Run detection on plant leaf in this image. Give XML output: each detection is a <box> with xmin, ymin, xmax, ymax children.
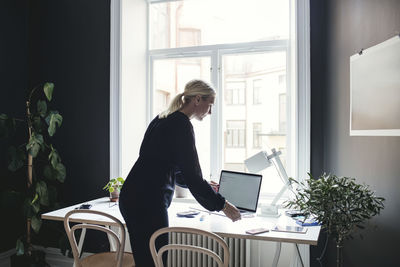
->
<box><xmin>26</xmin><ymin>133</ymin><xmax>44</xmax><ymax>157</ymax></box>
<box><xmin>37</xmin><ymin>100</ymin><xmax>47</xmax><ymax>117</ymax></box>
<box><xmin>54</xmin><ymin>162</ymin><xmax>66</xmax><ymax>182</ymax></box>
<box><xmin>16</xmin><ymin>239</ymin><xmax>24</xmax><ymax>256</ymax></box>
<box><xmin>36</xmin><ymin>180</ymin><xmax>49</xmax><ymax>206</ymax></box>
<box><xmin>8</xmin><ymin>146</ymin><xmax>25</xmax><ymax>172</ymax></box>
<box><xmin>43</xmin><ymin>82</ymin><xmax>54</xmax><ymax>101</ymax></box>
<box><xmin>48</xmin><ymin>147</ymin><xmax>61</xmax><ymax>169</ymax></box>
<box><xmin>48</xmin><ymin>113</ymin><xmax>63</xmax><ymax>136</ymax></box>
<box><xmin>31</xmin><ymin>215</ymin><xmax>42</xmax><ymax>233</ymax></box>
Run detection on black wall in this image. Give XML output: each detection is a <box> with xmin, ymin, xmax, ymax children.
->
<box><xmin>311</xmin><ymin>0</ymin><xmax>400</xmax><ymax>266</ymax></box>
<box><xmin>0</xmin><ymin>0</ymin><xmax>29</xmax><ymax>253</ymax></box>
<box><xmin>1</xmin><ymin>0</ymin><xmax>111</xmax><ymax>252</ymax></box>
<box><xmin>28</xmin><ymin>0</ymin><xmax>111</xmax><ymax>206</ymax></box>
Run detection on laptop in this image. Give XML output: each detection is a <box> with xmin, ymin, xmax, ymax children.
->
<box><xmin>218</xmin><ymin>170</ymin><xmax>262</xmax><ymax>214</ymax></box>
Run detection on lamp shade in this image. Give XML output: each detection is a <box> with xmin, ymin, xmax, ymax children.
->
<box><xmin>244</xmin><ymin>151</ymin><xmax>272</xmax><ymax>173</ymax></box>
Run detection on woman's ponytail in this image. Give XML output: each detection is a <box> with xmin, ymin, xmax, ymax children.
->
<box><xmin>159</xmin><ymin>93</ymin><xmax>185</xmax><ymax>118</ymax></box>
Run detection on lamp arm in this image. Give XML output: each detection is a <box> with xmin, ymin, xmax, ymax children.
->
<box><xmin>271</xmin><ymin>184</ymin><xmax>289</xmax><ymax>206</ymax></box>
<box><xmin>269</xmin><ymin>148</ymin><xmax>291</xmax><ymax>206</ymax></box>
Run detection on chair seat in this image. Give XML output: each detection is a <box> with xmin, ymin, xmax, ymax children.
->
<box><xmin>81</xmin><ymin>252</ymin><xmax>135</xmax><ymax>267</ymax></box>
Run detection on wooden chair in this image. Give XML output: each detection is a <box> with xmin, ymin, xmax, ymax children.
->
<box><xmin>149</xmin><ymin>226</ymin><xmax>229</xmax><ymax>267</ymax></box>
<box><xmin>64</xmin><ymin>209</ymin><xmax>135</xmax><ymax>267</ymax></box>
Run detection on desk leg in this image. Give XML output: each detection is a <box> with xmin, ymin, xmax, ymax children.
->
<box><xmin>272</xmin><ymin>242</ymin><xmax>282</xmax><ymax>267</ymax></box>
<box><xmin>294</xmin><ymin>244</ymin><xmax>304</xmax><ymax>267</ymax></box>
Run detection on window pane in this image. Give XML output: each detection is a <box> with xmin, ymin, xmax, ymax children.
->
<box><xmin>152</xmin><ymin>57</ymin><xmax>212</xmax><ymax>179</ymax></box>
<box><xmin>222</xmin><ymin>51</ymin><xmax>287</xmax><ymax>194</ymax></box>
<box><xmin>149</xmin><ymin>0</ymin><xmax>289</xmax><ymax>49</ymax></box>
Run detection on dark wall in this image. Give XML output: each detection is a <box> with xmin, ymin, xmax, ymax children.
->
<box><xmin>0</xmin><ymin>0</ymin><xmax>29</xmax><ymax>253</ymax></box>
<box><xmin>1</xmin><ymin>0</ymin><xmax>111</xmax><ymax>252</ymax></box>
<box><xmin>28</xmin><ymin>0</ymin><xmax>111</xmax><ymax>206</ymax></box>
<box><xmin>311</xmin><ymin>0</ymin><xmax>400</xmax><ymax>266</ymax></box>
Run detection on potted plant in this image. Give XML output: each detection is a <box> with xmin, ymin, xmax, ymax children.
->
<box><xmin>103</xmin><ymin>177</ymin><xmax>125</xmax><ymax>202</ymax></box>
<box><xmin>285</xmin><ymin>173</ymin><xmax>385</xmax><ymax>267</ymax></box>
<box><xmin>0</xmin><ymin>82</ymin><xmax>66</xmax><ymax>266</ymax></box>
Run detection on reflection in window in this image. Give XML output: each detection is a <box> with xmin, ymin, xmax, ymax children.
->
<box><xmin>226</xmin><ymin>121</ymin><xmax>246</xmax><ymax>148</ymax></box>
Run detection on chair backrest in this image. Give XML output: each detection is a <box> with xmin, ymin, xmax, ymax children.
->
<box><xmin>149</xmin><ymin>227</ymin><xmax>230</xmax><ymax>267</ymax></box>
<box><xmin>64</xmin><ymin>209</ymin><xmax>127</xmax><ymax>267</ymax></box>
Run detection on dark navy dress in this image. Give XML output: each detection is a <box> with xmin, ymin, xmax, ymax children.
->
<box><xmin>119</xmin><ymin>111</ymin><xmax>225</xmax><ymax>267</ymax></box>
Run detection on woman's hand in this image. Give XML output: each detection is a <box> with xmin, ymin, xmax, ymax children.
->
<box><xmin>222</xmin><ymin>201</ymin><xmax>241</xmax><ymax>222</ymax></box>
<box><xmin>209</xmin><ymin>181</ymin><xmax>219</xmax><ymax>192</ymax></box>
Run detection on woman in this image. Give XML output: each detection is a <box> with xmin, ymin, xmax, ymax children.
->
<box><xmin>119</xmin><ymin>79</ymin><xmax>241</xmax><ymax>267</ymax></box>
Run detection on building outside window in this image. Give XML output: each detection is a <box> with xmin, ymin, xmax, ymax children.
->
<box><xmin>226</xmin><ymin>120</ymin><xmax>246</xmax><ymax>148</ymax></box>
<box><xmin>225</xmin><ymin>81</ymin><xmax>245</xmax><ymax>105</ymax></box>
<box><xmin>253</xmin><ymin>123</ymin><xmax>262</xmax><ymax>148</ymax></box>
<box><xmin>253</xmin><ymin>79</ymin><xmax>262</xmax><ymax>104</ymax></box>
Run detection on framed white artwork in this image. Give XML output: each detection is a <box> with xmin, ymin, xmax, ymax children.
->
<box><xmin>350</xmin><ymin>35</ymin><xmax>400</xmax><ymax>136</ymax></box>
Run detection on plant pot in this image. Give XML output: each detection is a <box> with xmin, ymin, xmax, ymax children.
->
<box><xmin>10</xmin><ymin>250</ymin><xmax>50</xmax><ymax>267</ymax></box>
<box><xmin>110</xmin><ymin>189</ymin><xmax>120</xmax><ymax>202</ymax></box>
<box><xmin>175</xmin><ymin>185</ymin><xmax>188</xmax><ymax>198</ymax></box>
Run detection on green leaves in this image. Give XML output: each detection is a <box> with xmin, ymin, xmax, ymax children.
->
<box><xmin>43</xmin><ymin>82</ymin><xmax>54</xmax><ymax>101</ymax></box>
<box><xmin>2</xmin><ymin>81</ymin><xmax>65</xmax><ymax>250</ymax></box>
<box><xmin>16</xmin><ymin>239</ymin><xmax>24</xmax><ymax>256</ymax></box>
<box><xmin>8</xmin><ymin>146</ymin><xmax>26</xmax><ymax>172</ymax></box>
<box><xmin>103</xmin><ymin>177</ymin><xmax>125</xmax><ymax>193</ymax></box>
<box><xmin>285</xmin><ymin>173</ymin><xmax>385</xmax><ymax>243</ymax></box>
<box><xmin>37</xmin><ymin>100</ymin><xmax>47</xmax><ymax>117</ymax></box>
<box><xmin>46</xmin><ymin>111</ymin><xmax>63</xmax><ymax>136</ymax></box>
<box><xmin>44</xmin><ymin>163</ymin><xmax>66</xmax><ymax>183</ymax></box>
<box><xmin>31</xmin><ymin>215</ymin><xmax>42</xmax><ymax>234</ymax></box>
<box><xmin>36</xmin><ymin>181</ymin><xmax>49</xmax><ymax>206</ymax></box>
<box><xmin>26</xmin><ymin>133</ymin><xmax>44</xmax><ymax>157</ymax></box>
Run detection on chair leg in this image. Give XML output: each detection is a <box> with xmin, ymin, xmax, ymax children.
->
<box><xmin>73</xmin><ymin>227</ymin><xmax>87</xmax><ymax>267</ymax></box>
<box><xmin>108</xmin><ymin>225</ymin><xmax>119</xmax><ymax>251</ymax></box>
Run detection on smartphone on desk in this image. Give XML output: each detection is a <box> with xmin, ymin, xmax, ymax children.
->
<box><xmin>245</xmin><ymin>227</ymin><xmax>269</xmax><ymax>235</ymax></box>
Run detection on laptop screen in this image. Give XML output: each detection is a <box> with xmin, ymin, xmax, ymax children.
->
<box><xmin>218</xmin><ymin>170</ymin><xmax>262</xmax><ymax>212</ymax></box>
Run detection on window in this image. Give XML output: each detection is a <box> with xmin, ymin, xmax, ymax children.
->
<box><xmin>253</xmin><ymin>123</ymin><xmax>262</xmax><ymax>148</ymax></box>
<box><xmin>226</xmin><ymin>121</ymin><xmax>246</xmax><ymax>148</ymax></box>
<box><xmin>253</xmin><ymin>79</ymin><xmax>262</xmax><ymax>104</ymax></box>
<box><xmin>144</xmin><ymin>0</ymin><xmax>310</xmax><ymax>198</ymax></box>
<box><xmin>279</xmin><ymin>93</ymin><xmax>286</xmax><ymax>132</ymax></box>
<box><xmin>225</xmin><ymin>81</ymin><xmax>245</xmax><ymax>105</ymax></box>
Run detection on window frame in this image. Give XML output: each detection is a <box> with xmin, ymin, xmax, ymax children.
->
<box><xmin>111</xmin><ymin>0</ymin><xmax>310</xmax><ymax>197</ymax></box>
<box><xmin>148</xmin><ymin>40</ymin><xmax>289</xmax><ymax>183</ymax></box>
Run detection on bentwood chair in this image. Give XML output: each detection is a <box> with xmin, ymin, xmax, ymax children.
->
<box><xmin>149</xmin><ymin>226</ymin><xmax>229</xmax><ymax>267</ymax></box>
<box><xmin>64</xmin><ymin>209</ymin><xmax>135</xmax><ymax>267</ymax></box>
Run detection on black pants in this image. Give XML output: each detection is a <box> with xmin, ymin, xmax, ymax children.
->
<box><xmin>119</xmin><ymin>198</ymin><xmax>169</xmax><ymax>267</ymax></box>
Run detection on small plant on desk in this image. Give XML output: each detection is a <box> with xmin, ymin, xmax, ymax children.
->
<box><xmin>285</xmin><ymin>173</ymin><xmax>385</xmax><ymax>267</ymax></box>
<box><xmin>103</xmin><ymin>177</ymin><xmax>125</xmax><ymax>202</ymax></box>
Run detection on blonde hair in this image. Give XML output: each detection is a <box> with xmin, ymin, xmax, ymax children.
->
<box><xmin>159</xmin><ymin>79</ymin><xmax>216</xmax><ymax>118</ymax></box>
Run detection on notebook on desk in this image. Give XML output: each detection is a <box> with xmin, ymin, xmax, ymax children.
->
<box><xmin>218</xmin><ymin>170</ymin><xmax>262</xmax><ymax>214</ymax></box>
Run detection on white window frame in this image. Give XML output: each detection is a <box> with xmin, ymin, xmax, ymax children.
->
<box><xmin>148</xmin><ymin>40</ymin><xmax>289</xmax><ymax>182</ymax></box>
<box><xmin>111</xmin><ymin>0</ymin><xmax>310</xmax><ymax>266</ymax></box>
<box><xmin>110</xmin><ymin>0</ymin><xmax>310</xmax><ymax>191</ymax></box>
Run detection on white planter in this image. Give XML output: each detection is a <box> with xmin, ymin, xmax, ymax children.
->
<box><xmin>175</xmin><ymin>185</ymin><xmax>188</xmax><ymax>198</ymax></box>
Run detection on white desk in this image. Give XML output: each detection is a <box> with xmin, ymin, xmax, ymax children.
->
<box><xmin>42</xmin><ymin>197</ymin><xmax>320</xmax><ymax>266</ymax></box>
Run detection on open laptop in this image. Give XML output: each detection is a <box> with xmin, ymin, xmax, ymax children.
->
<box><xmin>218</xmin><ymin>170</ymin><xmax>262</xmax><ymax>214</ymax></box>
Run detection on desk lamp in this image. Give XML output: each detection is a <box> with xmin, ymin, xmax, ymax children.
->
<box><xmin>244</xmin><ymin>148</ymin><xmax>291</xmax><ymax>217</ymax></box>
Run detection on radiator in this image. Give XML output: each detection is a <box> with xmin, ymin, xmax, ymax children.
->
<box><xmin>167</xmin><ymin>232</ymin><xmax>246</xmax><ymax>267</ymax></box>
